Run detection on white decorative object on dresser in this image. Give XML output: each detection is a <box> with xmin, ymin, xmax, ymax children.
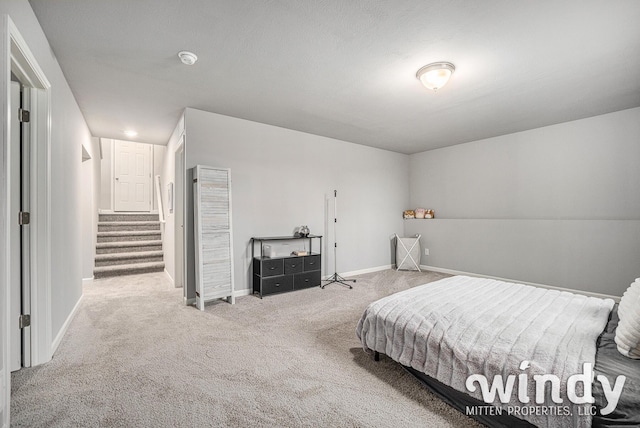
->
<box><xmin>193</xmin><ymin>165</ymin><xmax>235</xmax><ymax>310</ymax></box>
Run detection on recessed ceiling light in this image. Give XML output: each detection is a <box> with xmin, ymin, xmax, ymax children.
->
<box><xmin>416</xmin><ymin>62</ymin><xmax>455</xmax><ymax>91</ymax></box>
<box><xmin>123</xmin><ymin>130</ymin><xmax>138</xmax><ymax>137</ymax></box>
<box><xmin>178</xmin><ymin>51</ymin><xmax>198</xmax><ymax>66</ymax></box>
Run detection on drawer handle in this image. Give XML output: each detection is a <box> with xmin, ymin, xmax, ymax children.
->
<box><xmin>304</xmin><ymin>279</ymin><xmax>309</xmax><ymax>282</ymax></box>
<box><xmin>269</xmin><ymin>267</ymin><xmax>276</xmax><ymax>270</ymax></box>
<box><xmin>275</xmin><ymin>283</ymin><xmax>280</xmax><ymax>287</ymax></box>
<box><xmin>308</xmin><ymin>262</ymin><xmax>315</xmax><ymax>265</ymax></box>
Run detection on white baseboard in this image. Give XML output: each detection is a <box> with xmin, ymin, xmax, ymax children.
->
<box><xmin>234</xmin><ymin>288</ymin><xmax>252</xmax><ymax>297</ymax></box>
<box><xmin>420</xmin><ymin>265</ymin><xmax>620</xmax><ymax>302</ymax></box>
<box><xmin>0</xmin><ymin>370</ymin><xmax>5</xmax><ymax>428</ymax></box>
<box><xmin>82</xmin><ymin>276</ymin><xmax>94</xmax><ymax>285</ymax></box>
<box><xmin>51</xmin><ymin>294</ymin><xmax>84</xmax><ymax>355</ymax></box>
<box><xmin>184</xmin><ymin>297</ymin><xmax>195</xmax><ymax>306</ymax></box>
<box><xmin>163</xmin><ymin>268</ymin><xmax>175</xmax><ymax>287</ymax></box>
<box><xmin>323</xmin><ymin>264</ymin><xmax>392</xmax><ymax>280</ymax></box>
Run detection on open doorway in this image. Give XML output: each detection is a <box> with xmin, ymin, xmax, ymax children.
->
<box><xmin>93</xmin><ymin>139</ymin><xmax>166</xmax><ymax>279</ymax></box>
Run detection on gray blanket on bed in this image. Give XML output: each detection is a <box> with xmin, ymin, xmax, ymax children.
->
<box><xmin>356</xmin><ymin>276</ymin><xmax>614</xmax><ymax>428</ymax></box>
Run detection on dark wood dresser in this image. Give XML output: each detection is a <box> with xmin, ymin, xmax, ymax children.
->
<box><xmin>251</xmin><ymin>235</ymin><xmax>322</xmax><ymax>298</ymax></box>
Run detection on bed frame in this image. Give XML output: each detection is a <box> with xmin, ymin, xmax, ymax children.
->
<box><xmin>371</xmin><ymin>351</ymin><xmax>534</xmax><ymax>427</ymax></box>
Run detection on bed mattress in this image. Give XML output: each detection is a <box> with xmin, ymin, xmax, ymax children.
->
<box><xmin>356</xmin><ymin>275</ymin><xmax>618</xmax><ymax>428</ymax></box>
<box><xmin>402</xmin><ymin>305</ymin><xmax>640</xmax><ymax>427</ymax></box>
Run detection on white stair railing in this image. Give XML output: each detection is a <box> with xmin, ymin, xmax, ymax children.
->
<box><xmin>155</xmin><ymin>175</ymin><xmax>166</xmax><ymax>223</ymax></box>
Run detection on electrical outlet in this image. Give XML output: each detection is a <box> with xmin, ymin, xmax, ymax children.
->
<box><xmin>424</xmin><ymin>248</ymin><xmax>430</xmax><ymax>256</ymax></box>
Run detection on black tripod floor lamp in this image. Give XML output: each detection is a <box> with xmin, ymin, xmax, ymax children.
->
<box><xmin>321</xmin><ymin>190</ymin><xmax>356</xmax><ymax>289</ymax></box>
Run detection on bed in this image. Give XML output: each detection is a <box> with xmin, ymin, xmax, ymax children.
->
<box><xmin>356</xmin><ymin>276</ymin><xmax>640</xmax><ymax>428</ymax></box>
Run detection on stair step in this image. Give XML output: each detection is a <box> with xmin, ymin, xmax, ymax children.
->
<box><xmin>95</xmin><ymin>250</ymin><xmax>164</xmax><ymax>267</ymax></box>
<box><xmin>96</xmin><ymin>240</ymin><xmax>162</xmax><ymax>254</ymax></box>
<box><xmin>98</xmin><ymin>221</ymin><xmax>160</xmax><ymax>232</ymax></box>
<box><xmin>94</xmin><ymin>213</ymin><xmax>164</xmax><ymax>276</ymax></box>
<box><xmin>94</xmin><ymin>261</ymin><xmax>165</xmax><ymax>279</ymax></box>
<box><xmin>97</xmin><ymin>230</ymin><xmax>161</xmax><ymax>243</ymax></box>
<box><xmin>99</xmin><ymin>213</ymin><xmax>159</xmax><ymax>222</ymax></box>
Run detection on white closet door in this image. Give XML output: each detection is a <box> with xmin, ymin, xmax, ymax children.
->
<box><xmin>193</xmin><ymin>166</ymin><xmax>235</xmax><ymax>310</ymax></box>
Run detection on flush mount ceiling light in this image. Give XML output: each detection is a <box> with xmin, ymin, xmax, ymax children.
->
<box><xmin>416</xmin><ymin>62</ymin><xmax>455</xmax><ymax>91</ymax></box>
<box><xmin>178</xmin><ymin>51</ymin><xmax>198</xmax><ymax>65</ymax></box>
<box><xmin>123</xmin><ymin>130</ymin><xmax>138</xmax><ymax>137</ymax></box>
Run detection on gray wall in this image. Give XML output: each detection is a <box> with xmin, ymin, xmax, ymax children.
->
<box><xmin>407</xmin><ymin>107</ymin><xmax>640</xmax><ymax>297</ymax></box>
<box><xmin>81</xmin><ymin>137</ymin><xmax>101</xmax><ymax>279</ymax></box>
<box><xmin>184</xmin><ymin>108</ymin><xmax>409</xmax><ymax>297</ymax></box>
<box><xmin>0</xmin><ymin>1</ymin><xmax>93</xmax><ymax>340</ymax></box>
<box><xmin>153</xmin><ymin>144</ymin><xmax>165</xmax><ymax>211</ymax></box>
<box><xmin>99</xmin><ymin>138</ymin><xmax>112</xmax><ymax>210</ymax></box>
<box><xmin>159</xmin><ymin>116</ymin><xmax>184</xmax><ymax>284</ymax></box>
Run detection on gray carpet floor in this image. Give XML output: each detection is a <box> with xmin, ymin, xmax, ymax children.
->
<box><xmin>11</xmin><ymin>269</ymin><xmax>482</xmax><ymax>427</ymax></box>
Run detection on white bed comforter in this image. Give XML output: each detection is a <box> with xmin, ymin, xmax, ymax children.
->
<box><xmin>356</xmin><ymin>276</ymin><xmax>614</xmax><ymax>428</ymax></box>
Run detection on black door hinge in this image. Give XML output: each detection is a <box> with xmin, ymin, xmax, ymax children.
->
<box><xmin>18</xmin><ymin>211</ymin><xmax>30</xmax><ymax>225</ymax></box>
<box><xmin>19</xmin><ymin>108</ymin><xmax>30</xmax><ymax>123</ymax></box>
<box><xmin>19</xmin><ymin>314</ymin><xmax>31</xmax><ymax>328</ymax></box>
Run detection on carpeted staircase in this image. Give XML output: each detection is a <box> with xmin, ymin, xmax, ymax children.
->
<box><xmin>94</xmin><ymin>213</ymin><xmax>164</xmax><ymax>279</ymax></box>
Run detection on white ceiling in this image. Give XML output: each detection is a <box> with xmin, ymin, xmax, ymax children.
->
<box><xmin>29</xmin><ymin>0</ymin><xmax>640</xmax><ymax>154</ymax></box>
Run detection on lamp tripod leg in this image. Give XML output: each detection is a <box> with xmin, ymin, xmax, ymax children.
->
<box><xmin>321</xmin><ymin>272</ymin><xmax>356</xmax><ymax>289</ymax></box>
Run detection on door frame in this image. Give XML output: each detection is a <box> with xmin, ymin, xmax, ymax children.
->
<box><xmin>9</xmin><ymin>81</ymin><xmax>32</xmax><ymax>372</ymax></box>
<box><xmin>1</xmin><ymin>15</ymin><xmax>53</xmax><ymax>427</ymax></box>
<box><xmin>175</xmin><ymin>137</ymin><xmax>185</xmax><ymax>291</ymax></box>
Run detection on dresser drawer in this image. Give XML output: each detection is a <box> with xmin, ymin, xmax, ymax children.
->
<box><xmin>294</xmin><ymin>270</ymin><xmax>321</xmax><ymax>290</ymax></box>
<box><xmin>258</xmin><ymin>258</ymin><xmax>283</xmax><ymax>277</ymax></box>
<box><xmin>284</xmin><ymin>257</ymin><xmax>303</xmax><ymax>274</ymax></box>
<box><xmin>303</xmin><ymin>255</ymin><xmax>321</xmax><ymax>271</ymax></box>
<box><xmin>261</xmin><ymin>275</ymin><xmax>294</xmax><ymax>295</ymax></box>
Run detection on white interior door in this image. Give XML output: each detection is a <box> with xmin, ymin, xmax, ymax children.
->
<box><xmin>9</xmin><ymin>82</ymin><xmax>32</xmax><ymax>373</ymax></box>
<box><xmin>20</xmin><ymin>87</ymin><xmax>31</xmax><ymax>369</ymax></box>
<box><xmin>114</xmin><ymin>140</ymin><xmax>151</xmax><ymax>212</ymax></box>
<box><xmin>9</xmin><ymin>82</ymin><xmax>21</xmax><ymax>372</ymax></box>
